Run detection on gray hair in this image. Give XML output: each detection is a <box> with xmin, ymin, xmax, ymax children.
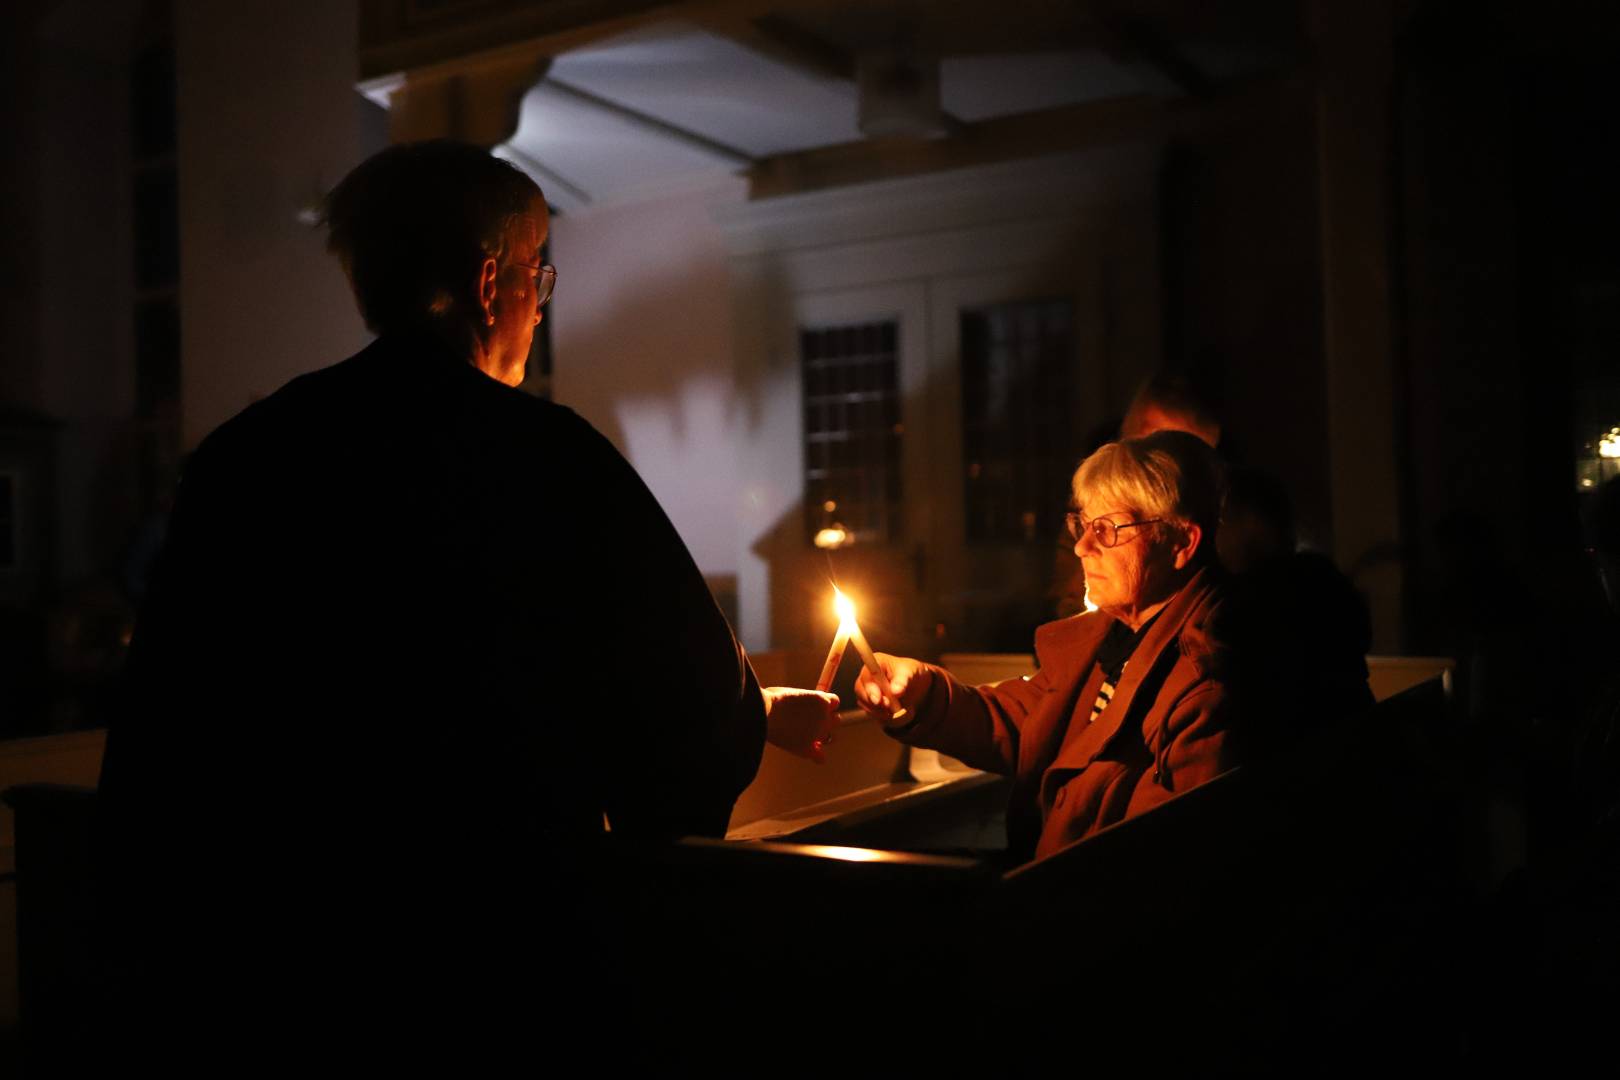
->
<box><xmin>1072</xmin><ymin>429</ymin><xmax>1224</xmax><ymax>541</ymax></box>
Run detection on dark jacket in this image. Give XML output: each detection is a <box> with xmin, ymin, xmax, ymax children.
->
<box><xmin>97</xmin><ymin>333</ymin><xmax>764</xmax><ymax>1053</ymax></box>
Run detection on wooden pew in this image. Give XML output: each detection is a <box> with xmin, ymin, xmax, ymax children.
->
<box><xmin>650</xmin><ymin>677</ymin><xmax>1461</xmax><ymax>1069</ymax></box>
<box><xmin>6</xmin><ymin>679</ymin><xmax>1456</xmax><ymax>1071</ymax></box>
<box><xmin>2</xmin><ymin>784</ymin><xmax>98</xmax><ymax>1075</ymax></box>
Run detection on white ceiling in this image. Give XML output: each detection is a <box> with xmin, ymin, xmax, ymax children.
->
<box><xmin>499</xmin><ymin>16</ymin><xmax>1282</xmax><ymax>213</ymax></box>
<box><xmin>548</xmin><ymin>23</ymin><xmax>862</xmax><ymax>158</ymax></box>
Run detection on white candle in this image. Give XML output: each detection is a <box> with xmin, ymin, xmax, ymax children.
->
<box><xmin>816</xmin><ymin>621</ymin><xmax>851</xmax><ymax>693</ymax></box>
<box><xmin>847</xmin><ymin>622</ymin><xmax>893</xmax><ymax>699</ymax></box>
<box><xmin>820</xmin><ymin>588</ymin><xmax>905</xmax><ymax>719</ymax></box>
<box><xmin>840</xmin><ymin>594</ymin><xmax>906</xmax><ymax>720</ymax></box>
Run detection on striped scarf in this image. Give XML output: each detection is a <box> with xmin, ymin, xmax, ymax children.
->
<box><xmin>1088</xmin><ymin>611</ymin><xmax>1163</xmax><ymax>724</ymax></box>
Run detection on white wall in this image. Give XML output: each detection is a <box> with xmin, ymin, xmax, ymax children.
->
<box><xmin>532</xmin><ymin>150</ymin><xmax>1161</xmax><ymax>654</ymax></box>
<box><xmin>717</xmin><ymin>149</ymin><xmax>1163</xmax><ymax>650</ymax></box>
<box><xmin>548</xmin><ymin>182</ymin><xmax>749</xmax><ymax>582</ymax></box>
<box><xmin>175</xmin><ymin>0</ymin><xmax>378</xmax><ymax>449</ymax></box>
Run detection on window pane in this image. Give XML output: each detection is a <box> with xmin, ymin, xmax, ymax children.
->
<box><xmin>801</xmin><ymin>319</ymin><xmax>902</xmax><ymax>544</ymax></box>
<box><xmin>960</xmin><ymin>299</ymin><xmax>1077</xmax><ymax>545</ymax></box>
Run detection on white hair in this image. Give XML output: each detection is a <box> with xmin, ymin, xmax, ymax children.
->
<box><xmin>1072</xmin><ymin>430</ymin><xmax>1223</xmax><ymax>536</ymax></box>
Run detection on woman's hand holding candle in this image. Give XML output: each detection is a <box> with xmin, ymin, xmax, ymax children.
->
<box><xmin>854</xmin><ymin>652</ymin><xmax>930</xmax><ymax>725</ymax></box>
<box><xmin>763</xmin><ymin>686</ymin><xmax>841</xmax><ymax>764</ymax></box>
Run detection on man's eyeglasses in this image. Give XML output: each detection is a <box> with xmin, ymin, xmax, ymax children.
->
<box><xmin>511</xmin><ymin>261</ymin><xmax>557</xmax><ymax>308</ymax></box>
<box><xmin>1066</xmin><ymin>511</ymin><xmax>1164</xmax><ymax>548</ymax></box>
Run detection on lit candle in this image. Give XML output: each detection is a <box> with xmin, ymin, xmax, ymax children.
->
<box><xmin>816</xmin><ymin>591</ymin><xmax>854</xmax><ymax>692</ymax></box>
<box><xmin>835</xmin><ymin>589</ymin><xmax>906</xmax><ymax>720</ymax></box>
<box><xmin>847</xmin><ymin>621</ymin><xmax>896</xmax><ymax>700</ymax></box>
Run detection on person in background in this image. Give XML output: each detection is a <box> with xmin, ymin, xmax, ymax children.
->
<box><xmin>1218</xmin><ymin>464</ymin><xmax>1373</xmax><ymax>743</ymax></box>
<box><xmin>1119</xmin><ymin>369</ymin><xmax>1224</xmax><ymax>447</ymax></box>
<box><xmin>1474</xmin><ymin>475</ymin><xmax>1620</xmax><ymax>1068</ymax></box>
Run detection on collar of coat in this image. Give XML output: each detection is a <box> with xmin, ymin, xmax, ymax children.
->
<box><xmin>1030</xmin><ymin>563</ymin><xmax>1229</xmax><ymax>769</ymax></box>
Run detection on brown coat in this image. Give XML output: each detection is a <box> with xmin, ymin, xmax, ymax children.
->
<box><xmin>890</xmin><ymin>565</ymin><xmax>1239</xmax><ymax>861</ymax></box>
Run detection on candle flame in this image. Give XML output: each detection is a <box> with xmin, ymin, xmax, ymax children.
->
<box><xmin>1600</xmin><ymin>426</ymin><xmax>1620</xmax><ymax>459</ymax></box>
<box><xmin>833</xmin><ymin>587</ymin><xmax>856</xmax><ymax>625</ymax></box>
<box><xmin>1083</xmin><ymin>584</ymin><xmax>1099</xmax><ymax>614</ymax></box>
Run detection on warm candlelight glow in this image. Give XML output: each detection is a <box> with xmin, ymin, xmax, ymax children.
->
<box><xmin>815</xmin><ymin>590</ymin><xmax>854</xmax><ymax>693</ymax></box>
<box><xmin>798</xmin><ymin>845</ymin><xmax>889</xmax><ymax>863</ymax></box>
<box><xmin>1083</xmin><ymin>584</ymin><xmax>1099</xmax><ymax>614</ymax></box>
<box><xmin>1600</xmin><ymin>426</ymin><xmax>1620</xmax><ymax>459</ymax></box>
<box><xmin>833</xmin><ymin>588</ymin><xmax>856</xmax><ymax>624</ymax></box>
<box><xmin>814</xmin><ymin>587</ymin><xmax>905</xmax><ymax>719</ymax></box>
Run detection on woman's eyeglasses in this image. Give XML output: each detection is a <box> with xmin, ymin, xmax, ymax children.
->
<box><xmin>1066</xmin><ymin>512</ymin><xmax>1164</xmax><ymax>548</ymax></box>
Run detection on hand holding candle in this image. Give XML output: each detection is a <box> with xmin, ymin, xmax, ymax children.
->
<box><xmin>822</xmin><ymin>587</ymin><xmax>907</xmax><ymax>722</ymax></box>
<box><xmin>853</xmin><ymin>651</ymin><xmax>926</xmax><ymax>725</ymax></box>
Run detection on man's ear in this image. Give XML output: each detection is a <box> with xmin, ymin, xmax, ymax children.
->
<box><xmin>1171</xmin><ymin>522</ymin><xmax>1203</xmax><ymax>570</ymax></box>
<box><xmin>476</xmin><ymin>256</ymin><xmax>500</xmax><ymax>325</ymax></box>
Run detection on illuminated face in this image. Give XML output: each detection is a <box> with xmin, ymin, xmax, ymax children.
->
<box><xmin>486</xmin><ymin>198</ymin><xmax>550</xmax><ymax>386</ymax></box>
<box><xmin>1072</xmin><ymin>503</ymin><xmax>1180</xmax><ymax>622</ymax></box>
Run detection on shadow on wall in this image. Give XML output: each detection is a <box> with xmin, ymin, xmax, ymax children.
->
<box><xmin>545</xmin><ymin>192</ymin><xmax>756</xmax><ymax>591</ymax></box>
<box><xmin>549</xmin><ymin>192</ymin><xmax>743</xmax><ymax>451</ymax></box>
<box><xmin>548</xmin><ymin>116</ymin><xmax>1354</xmax><ymax>660</ymax></box>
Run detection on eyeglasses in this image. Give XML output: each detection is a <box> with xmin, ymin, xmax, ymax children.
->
<box><xmin>1066</xmin><ymin>511</ymin><xmax>1164</xmax><ymax>548</ymax></box>
<box><xmin>511</xmin><ymin>261</ymin><xmax>557</xmax><ymax>308</ymax></box>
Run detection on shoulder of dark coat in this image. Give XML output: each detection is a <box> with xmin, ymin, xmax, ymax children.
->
<box><xmin>185</xmin><ymin>345</ymin><xmax>378</xmax><ymax>465</ymax></box>
<box><xmin>189</xmin><ymin>338</ymin><xmax>599</xmax><ymax>472</ymax></box>
<box><xmin>1173</xmin><ymin>568</ymin><xmax>1235</xmax><ymax>680</ymax></box>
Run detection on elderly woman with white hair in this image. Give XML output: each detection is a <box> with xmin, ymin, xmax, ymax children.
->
<box><xmin>857</xmin><ymin>429</ymin><xmax>1242</xmax><ymax>863</ymax></box>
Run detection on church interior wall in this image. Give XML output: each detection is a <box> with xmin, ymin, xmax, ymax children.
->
<box><xmin>546</xmin><ymin>180</ymin><xmax>751</xmax><ymax>609</ymax></box>
<box><xmin>174</xmin><ymin>0</ymin><xmax>378</xmax><ymax>451</ymax></box>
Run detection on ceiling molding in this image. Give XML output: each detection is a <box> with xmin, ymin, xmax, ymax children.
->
<box><xmin>714</xmin><ymin>143</ymin><xmax>1162</xmax><ymax>258</ymax></box>
<box><xmin>360</xmin><ymin>0</ymin><xmax>666</xmax><ymax>80</ymax></box>
<box><xmin>544</xmin><ymin>76</ymin><xmax>756</xmax><ymax>165</ymax></box>
<box><xmin>493</xmin><ymin>144</ymin><xmax>595</xmax><ymax>214</ymax></box>
<box><xmin>746</xmin><ymin>94</ymin><xmax>1169</xmax><ymax>200</ymax></box>
<box><xmin>744</xmin><ymin>69</ymin><xmax>1307</xmax><ymax>200</ymax></box>
<box><xmin>357</xmin><ymin>0</ymin><xmax>798</xmax><ymax>81</ymax></box>
<box><xmin>698</xmin><ymin>11</ymin><xmax>856</xmax><ymax>82</ymax></box>
<box><xmin>379</xmin><ymin>46</ymin><xmax>553</xmax><ymax>145</ymax></box>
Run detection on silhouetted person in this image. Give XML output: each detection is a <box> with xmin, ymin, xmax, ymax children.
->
<box><xmin>1218</xmin><ymin>465</ymin><xmax>1372</xmax><ymax>745</ymax></box>
<box><xmin>95</xmin><ymin>141</ymin><xmax>835</xmax><ymax>1064</ymax></box>
<box><xmin>1473</xmin><ymin>477</ymin><xmax>1620</xmax><ymax>1069</ymax></box>
<box><xmin>1215</xmin><ymin>464</ymin><xmax>1295</xmax><ymax>574</ymax></box>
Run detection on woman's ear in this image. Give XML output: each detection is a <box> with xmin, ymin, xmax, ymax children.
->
<box><xmin>1171</xmin><ymin>522</ymin><xmax>1204</xmax><ymax>570</ymax></box>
